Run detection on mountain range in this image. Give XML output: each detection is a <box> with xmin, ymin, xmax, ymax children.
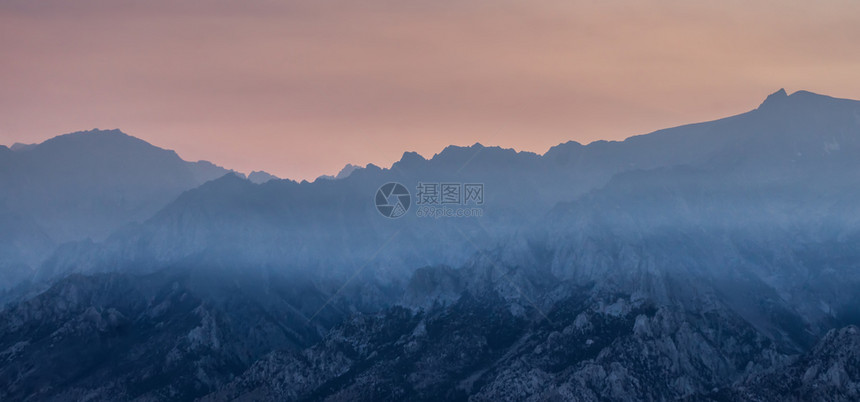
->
<box><xmin>1</xmin><ymin>90</ymin><xmax>859</xmax><ymax>401</ymax></box>
<box><xmin>0</xmin><ymin>129</ymin><xmax>232</xmax><ymax>291</ymax></box>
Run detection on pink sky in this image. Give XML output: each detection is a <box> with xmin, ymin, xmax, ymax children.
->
<box><xmin>2</xmin><ymin>0</ymin><xmax>859</xmax><ymax>180</ymax></box>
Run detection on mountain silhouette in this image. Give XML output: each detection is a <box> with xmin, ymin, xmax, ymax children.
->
<box><xmin>4</xmin><ymin>90</ymin><xmax>860</xmax><ymax>400</ymax></box>
<box><xmin>0</xmin><ymin>129</ymin><xmax>230</xmax><ymax>289</ymax></box>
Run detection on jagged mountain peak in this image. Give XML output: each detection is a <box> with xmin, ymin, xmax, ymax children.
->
<box><xmin>542</xmin><ymin>140</ymin><xmax>586</xmax><ymax>163</ymax></box>
<box><xmin>9</xmin><ymin>142</ymin><xmax>36</xmax><ymax>152</ymax></box>
<box><xmin>248</xmin><ymin>170</ymin><xmax>279</xmax><ymax>184</ymax></box>
<box><xmin>335</xmin><ymin>163</ymin><xmax>361</xmax><ymax>179</ymax></box>
<box><xmin>544</xmin><ymin>140</ymin><xmax>584</xmax><ymax>153</ymax></box>
<box><xmin>38</xmin><ymin>128</ymin><xmax>140</xmax><ymax>146</ymax></box>
<box><xmin>390</xmin><ymin>151</ymin><xmax>426</xmax><ymax>171</ymax></box>
<box><xmin>192</xmin><ymin>171</ymin><xmax>254</xmax><ymax>189</ymax></box>
<box><xmin>757</xmin><ymin>88</ymin><xmax>859</xmax><ymax>113</ymax></box>
<box><xmin>430</xmin><ymin>143</ymin><xmax>539</xmax><ymax>169</ymax></box>
<box><xmin>316</xmin><ymin>163</ymin><xmax>364</xmax><ymax>181</ymax></box>
<box><xmin>758</xmin><ymin>88</ymin><xmax>789</xmax><ymax>109</ymax></box>
<box><xmin>434</xmin><ymin>142</ymin><xmax>524</xmax><ymax>157</ymax></box>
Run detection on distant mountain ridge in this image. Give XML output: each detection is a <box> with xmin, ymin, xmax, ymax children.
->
<box><xmin>4</xmin><ymin>90</ymin><xmax>860</xmax><ymax>400</ymax></box>
<box><xmin>317</xmin><ymin>163</ymin><xmax>362</xmax><ymax>181</ymax></box>
<box><xmin>0</xmin><ymin>129</ymin><xmax>231</xmax><ymax>290</ymax></box>
<box><xmin>38</xmin><ymin>90</ymin><xmax>860</xmax><ymax>281</ymax></box>
<box><xmin>247</xmin><ymin>170</ymin><xmax>280</xmax><ymax>184</ymax></box>
<box><xmin>9</xmin><ymin>143</ymin><xmax>37</xmax><ymax>152</ymax></box>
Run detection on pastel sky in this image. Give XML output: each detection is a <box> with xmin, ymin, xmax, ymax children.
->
<box><xmin>2</xmin><ymin>0</ymin><xmax>859</xmax><ymax>180</ymax></box>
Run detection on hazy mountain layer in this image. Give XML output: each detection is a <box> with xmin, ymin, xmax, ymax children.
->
<box><xmin>0</xmin><ymin>129</ymin><xmax>230</xmax><ymax>290</ymax></box>
<box><xmin>3</xmin><ymin>90</ymin><xmax>860</xmax><ymax>400</ymax></box>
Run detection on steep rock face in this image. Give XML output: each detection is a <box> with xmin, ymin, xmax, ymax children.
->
<box><xmin>206</xmin><ymin>283</ymin><xmax>796</xmax><ymax>402</ymax></box>
<box><xmin>206</xmin><ymin>294</ymin><xmax>527</xmax><ymax>401</ymax></box>
<box><xmin>8</xmin><ymin>264</ymin><xmax>841</xmax><ymax>401</ymax></box>
<box><xmin>537</xmin><ymin>177</ymin><xmax>860</xmax><ymax>341</ymax></box>
<box><xmin>0</xmin><ymin>268</ymin><xmax>341</xmax><ymax>401</ymax></box>
<box><xmin>728</xmin><ymin>325</ymin><xmax>860</xmax><ymax>401</ymax></box>
<box><xmin>203</xmin><ymin>308</ymin><xmax>421</xmax><ymax>401</ymax></box>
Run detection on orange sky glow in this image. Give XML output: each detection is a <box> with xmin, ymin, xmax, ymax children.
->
<box><xmin>2</xmin><ymin>0</ymin><xmax>859</xmax><ymax>180</ymax></box>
